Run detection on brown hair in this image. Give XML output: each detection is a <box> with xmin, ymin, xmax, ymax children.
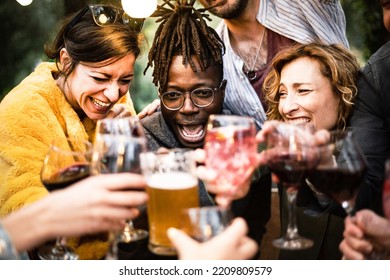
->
<box><xmin>45</xmin><ymin>6</ymin><xmax>142</xmax><ymax>80</ymax></box>
<box><xmin>263</xmin><ymin>43</ymin><xmax>360</xmax><ymax>131</ymax></box>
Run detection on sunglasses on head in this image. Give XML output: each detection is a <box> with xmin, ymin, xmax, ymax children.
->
<box><xmin>65</xmin><ymin>4</ymin><xmax>144</xmax><ymax>35</ymax></box>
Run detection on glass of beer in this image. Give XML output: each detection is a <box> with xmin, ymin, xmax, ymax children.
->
<box><xmin>140</xmin><ymin>148</ymin><xmax>200</xmax><ymax>256</ymax></box>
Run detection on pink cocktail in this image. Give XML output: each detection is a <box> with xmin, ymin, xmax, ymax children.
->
<box><xmin>204</xmin><ymin>115</ymin><xmax>257</xmax><ymax>194</ymax></box>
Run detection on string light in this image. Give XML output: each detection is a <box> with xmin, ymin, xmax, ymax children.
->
<box><xmin>16</xmin><ymin>0</ymin><xmax>33</xmax><ymax>6</ymax></box>
<box><xmin>121</xmin><ymin>0</ymin><xmax>157</xmax><ymax>18</ymax></box>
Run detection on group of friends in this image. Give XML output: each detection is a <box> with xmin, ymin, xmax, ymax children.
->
<box><xmin>0</xmin><ymin>0</ymin><xmax>390</xmax><ymax>260</ymax></box>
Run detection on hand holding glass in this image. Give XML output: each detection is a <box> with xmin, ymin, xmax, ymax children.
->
<box><xmin>306</xmin><ymin>130</ymin><xmax>387</xmax><ymax>259</ymax></box>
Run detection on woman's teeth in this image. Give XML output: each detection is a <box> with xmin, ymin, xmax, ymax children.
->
<box><xmin>91</xmin><ymin>98</ymin><xmax>111</xmax><ymax>108</ymax></box>
<box><xmin>288</xmin><ymin>118</ymin><xmax>310</xmax><ymax>125</ymax></box>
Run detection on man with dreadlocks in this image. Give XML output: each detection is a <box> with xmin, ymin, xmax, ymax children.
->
<box><xmin>141</xmin><ymin>0</ymin><xmax>264</xmax><ymax>257</ymax></box>
<box><xmin>142</xmin><ymin>0</ymin><xmax>225</xmax><ymax>154</ymax></box>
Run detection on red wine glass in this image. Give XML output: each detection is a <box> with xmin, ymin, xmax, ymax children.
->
<box><xmin>38</xmin><ymin>137</ymin><xmax>93</xmax><ymax>260</ymax></box>
<box><xmin>264</xmin><ymin>123</ymin><xmax>319</xmax><ymax>250</ymax></box>
<box><xmin>306</xmin><ymin>129</ymin><xmax>367</xmax><ymax>216</ymax></box>
<box><xmin>306</xmin><ymin>130</ymin><xmax>390</xmax><ymax>259</ymax></box>
<box><xmin>91</xmin><ymin>116</ymin><xmax>148</xmax><ymax>259</ymax></box>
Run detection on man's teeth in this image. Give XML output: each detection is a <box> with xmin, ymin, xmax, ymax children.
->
<box><xmin>182</xmin><ymin>129</ymin><xmax>204</xmax><ymax>138</ymax></box>
<box><xmin>91</xmin><ymin>98</ymin><xmax>111</xmax><ymax>108</ymax></box>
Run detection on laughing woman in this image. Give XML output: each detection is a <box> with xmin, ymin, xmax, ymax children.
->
<box><xmin>263</xmin><ymin>43</ymin><xmax>360</xmax><ymax>259</ymax></box>
<box><xmin>0</xmin><ymin>4</ymin><xmax>143</xmax><ymax>259</ymax></box>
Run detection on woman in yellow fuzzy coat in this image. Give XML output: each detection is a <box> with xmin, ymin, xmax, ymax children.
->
<box><xmin>0</xmin><ymin>4</ymin><xmax>143</xmax><ymax>259</ymax></box>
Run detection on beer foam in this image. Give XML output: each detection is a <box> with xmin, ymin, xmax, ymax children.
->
<box><xmin>148</xmin><ymin>172</ymin><xmax>198</xmax><ymax>189</ymax></box>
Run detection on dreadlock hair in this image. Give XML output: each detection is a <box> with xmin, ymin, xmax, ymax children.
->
<box><xmin>144</xmin><ymin>0</ymin><xmax>225</xmax><ymax>92</ymax></box>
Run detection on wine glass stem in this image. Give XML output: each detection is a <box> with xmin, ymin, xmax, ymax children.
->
<box><xmin>342</xmin><ymin>200</ymin><xmax>356</xmax><ymax>216</ymax></box>
<box><xmin>105</xmin><ymin>232</ymin><xmax>119</xmax><ymax>260</ymax></box>
<box><xmin>126</xmin><ymin>219</ymin><xmax>135</xmax><ymax>230</ymax></box>
<box><xmin>51</xmin><ymin>237</ymin><xmax>64</xmax><ymax>254</ymax></box>
<box><xmin>285</xmin><ymin>185</ymin><xmax>299</xmax><ymax>240</ymax></box>
<box><xmin>105</xmin><ymin>220</ymin><xmax>136</xmax><ymax>260</ymax></box>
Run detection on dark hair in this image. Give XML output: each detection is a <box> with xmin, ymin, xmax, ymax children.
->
<box><xmin>144</xmin><ymin>0</ymin><xmax>225</xmax><ymax>92</ymax></box>
<box><xmin>264</xmin><ymin>43</ymin><xmax>360</xmax><ymax>131</ymax></box>
<box><xmin>45</xmin><ymin>7</ymin><xmax>142</xmax><ymax>79</ymax></box>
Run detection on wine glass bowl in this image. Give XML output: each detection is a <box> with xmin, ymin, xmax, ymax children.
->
<box><xmin>91</xmin><ymin>117</ymin><xmax>145</xmax><ymax>174</ymax></box>
<box><xmin>204</xmin><ymin>115</ymin><xmax>257</xmax><ymax>200</ymax></box>
<box><xmin>38</xmin><ymin>137</ymin><xmax>93</xmax><ymax>260</ymax></box>
<box><xmin>306</xmin><ymin>130</ymin><xmax>367</xmax><ymax>215</ymax></box>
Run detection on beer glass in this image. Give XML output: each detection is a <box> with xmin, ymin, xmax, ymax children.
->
<box><xmin>140</xmin><ymin>149</ymin><xmax>200</xmax><ymax>256</ymax></box>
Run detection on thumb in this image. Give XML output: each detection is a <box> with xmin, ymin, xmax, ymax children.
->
<box><xmin>357</xmin><ymin>210</ymin><xmax>389</xmax><ymax>236</ymax></box>
<box><xmin>167</xmin><ymin>227</ymin><xmax>199</xmax><ymax>255</ymax></box>
<box><xmin>223</xmin><ymin>217</ymin><xmax>249</xmax><ymax>238</ymax></box>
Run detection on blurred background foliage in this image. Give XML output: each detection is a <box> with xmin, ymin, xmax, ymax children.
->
<box><xmin>1</xmin><ymin>0</ymin><xmax>389</xmax><ymax>112</ymax></box>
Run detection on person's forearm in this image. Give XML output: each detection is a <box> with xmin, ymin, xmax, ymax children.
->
<box><xmin>2</xmin><ymin>199</ymin><xmax>52</xmax><ymax>252</ymax></box>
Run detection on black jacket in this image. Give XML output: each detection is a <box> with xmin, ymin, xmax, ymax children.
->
<box><xmin>349</xmin><ymin>41</ymin><xmax>390</xmax><ymax>215</ymax></box>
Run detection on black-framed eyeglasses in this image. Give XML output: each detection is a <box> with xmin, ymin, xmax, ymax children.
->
<box><xmin>159</xmin><ymin>80</ymin><xmax>226</xmax><ymax>111</ymax></box>
<box><xmin>65</xmin><ymin>4</ymin><xmax>144</xmax><ymax>35</ymax></box>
